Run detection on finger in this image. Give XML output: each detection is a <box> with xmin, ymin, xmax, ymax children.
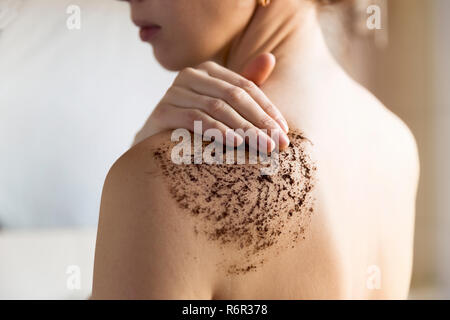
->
<box><xmin>165</xmin><ymin>86</ymin><xmax>276</xmax><ymax>153</ymax></box>
<box><xmin>156</xmin><ymin>103</ymin><xmax>244</xmax><ymax>148</ymax></box>
<box><xmin>176</xmin><ymin>67</ymin><xmax>289</xmax><ymax>150</ymax></box>
<box><xmin>198</xmin><ymin>60</ymin><xmax>289</xmax><ymax>134</ymax></box>
<box><xmin>241</xmin><ymin>53</ymin><xmax>276</xmax><ymax>86</ymax></box>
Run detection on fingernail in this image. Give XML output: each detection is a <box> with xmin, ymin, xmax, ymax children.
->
<box><xmin>271</xmin><ymin>129</ymin><xmax>290</xmax><ymax>150</ymax></box>
<box><xmin>279</xmin><ymin>131</ymin><xmax>290</xmax><ymax>149</ymax></box>
<box><xmin>257</xmin><ymin>131</ymin><xmax>275</xmax><ymax>154</ymax></box>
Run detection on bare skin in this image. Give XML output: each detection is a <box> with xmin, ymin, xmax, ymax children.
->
<box><xmin>92</xmin><ymin>0</ymin><xmax>419</xmax><ymax>299</ymax></box>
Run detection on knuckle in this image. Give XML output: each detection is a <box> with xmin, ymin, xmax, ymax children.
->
<box><xmin>164</xmin><ymin>86</ymin><xmax>177</xmax><ymax>98</ymax></box>
<box><xmin>263</xmin><ymin>103</ymin><xmax>277</xmax><ymax>115</ymax></box>
<box><xmin>264</xmin><ymin>105</ymin><xmax>285</xmax><ymax>125</ymax></box>
<box><xmin>180</xmin><ymin>67</ymin><xmax>196</xmax><ymax>78</ymax></box>
<box><xmin>210</xmin><ymin>120</ymin><xmax>226</xmax><ymax>133</ymax></box>
<box><xmin>275</xmin><ymin>115</ymin><xmax>287</xmax><ymax>126</ymax></box>
<box><xmin>206</xmin><ymin>98</ymin><xmax>225</xmax><ymax>114</ymax></box>
<box><xmin>238</xmin><ymin>79</ymin><xmax>256</xmax><ymax>92</ymax></box>
<box><xmin>185</xmin><ymin>109</ymin><xmax>203</xmax><ymax>123</ymax></box>
<box><xmin>237</xmin><ymin>120</ymin><xmax>252</xmax><ymax>132</ymax></box>
<box><xmin>226</xmin><ymin>86</ymin><xmax>245</xmax><ymax>103</ymax></box>
<box><xmin>198</xmin><ymin>61</ymin><xmax>215</xmax><ymax>70</ymax></box>
<box><xmin>260</xmin><ymin>116</ymin><xmax>277</xmax><ymax>128</ymax></box>
<box><xmin>151</xmin><ymin>105</ymin><xmax>166</xmax><ymax>121</ymax></box>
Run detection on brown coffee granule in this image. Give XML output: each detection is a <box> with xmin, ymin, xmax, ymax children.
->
<box><xmin>152</xmin><ymin>129</ymin><xmax>316</xmax><ymax>275</ymax></box>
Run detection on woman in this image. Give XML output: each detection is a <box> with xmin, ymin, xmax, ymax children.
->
<box><xmin>92</xmin><ymin>0</ymin><xmax>419</xmax><ymax>299</ymax></box>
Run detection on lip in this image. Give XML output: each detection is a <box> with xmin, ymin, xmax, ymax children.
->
<box><xmin>139</xmin><ymin>25</ymin><xmax>161</xmax><ymax>42</ymax></box>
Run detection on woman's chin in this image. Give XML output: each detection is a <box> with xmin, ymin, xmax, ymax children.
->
<box><xmin>153</xmin><ymin>51</ymin><xmax>186</xmax><ymax>71</ymax></box>
<box><xmin>153</xmin><ymin>50</ymin><xmax>198</xmax><ymax>72</ymax></box>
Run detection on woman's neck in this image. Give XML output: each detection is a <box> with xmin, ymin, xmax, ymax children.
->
<box><xmin>217</xmin><ymin>0</ymin><xmax>342</xmax><ymax>96</ymax></box>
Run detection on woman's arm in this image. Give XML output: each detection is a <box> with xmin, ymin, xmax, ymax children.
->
<box><xmin>92</xmin><ymin>132</ymin><xmax>220</xmax><ymax>299</ymax></box>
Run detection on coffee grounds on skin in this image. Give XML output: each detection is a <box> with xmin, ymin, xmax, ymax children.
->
<box><xmin>152</xmin><ymin>129</ymin><xmax>316</xmax><ymax>275</ymax></box>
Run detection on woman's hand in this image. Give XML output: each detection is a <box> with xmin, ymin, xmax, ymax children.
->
<box><xmin>134</xmin><ymin>53</ymin><xmax>290</xmax><ymax>152</ymax></box>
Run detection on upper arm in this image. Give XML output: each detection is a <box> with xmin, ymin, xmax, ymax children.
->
<box><xmin>91</xmin><ymin>132</ymin><xmax>216</xmax><ymax>299</ymax></box>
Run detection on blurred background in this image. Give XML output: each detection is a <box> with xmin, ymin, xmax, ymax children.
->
<box><xmin>0</xmin><ymin>0</ymin><xmax>448</xmax><ymax>299</ymax></box>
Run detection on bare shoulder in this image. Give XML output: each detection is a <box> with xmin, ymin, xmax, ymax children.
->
<box><xmin>92</xmin><ymin>129</ymin><xmax>318</xmax><ymax>298</ymax></box>
<box><xmin>388</xmin><ymin>110</ymin><xmax>420</xmax><ymax>184</ymax></box>
<box><xmin>346</xmin><ymin>80</ymin><xmax>420</xmax><ymax>187</ymax></box>
<box><xmin>92</xmin><ymin>131</ymin><xmax>217</xmax><ymax>299</ymax></box>
<box><xmin>371</xmin><ymin>96</ymin><xmax>420</xmax><ymax>193</ymax></box>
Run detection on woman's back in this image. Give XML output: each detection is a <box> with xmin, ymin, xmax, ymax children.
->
<box><xmin>211</xmin><ymin>70</ymin><xmax>419</xmax><ymax>299</ymax></box>
<box><xmin>92</xmin><ymin>73</ymin><xmax>418</xmax><ymax>299</ymax></box>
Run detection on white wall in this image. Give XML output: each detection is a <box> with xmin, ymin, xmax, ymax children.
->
<box><xmin>0</xmin><ymin>0</ymin><xmax>175</xmax><ymax>228</ymax></box>
<box><xmin>0</xmin><ymin>228</ymin><xmax>96</xmax><ymax>299</ymax></box>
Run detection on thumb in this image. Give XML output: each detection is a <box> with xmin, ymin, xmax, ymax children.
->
<box><xmin>240</xmin><ymin>53</ymin><xmax>276</xmax><ymax>86</ymax></box>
